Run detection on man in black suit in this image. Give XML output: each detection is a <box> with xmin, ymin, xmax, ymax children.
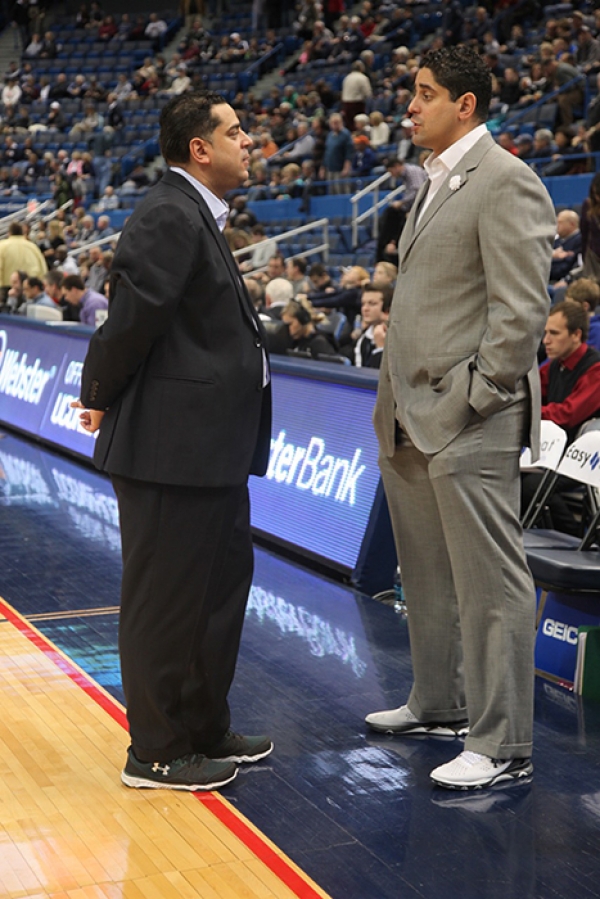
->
<box><xmin>73</xmin><ymin>91</ymin><xmax>273</xmax><ymax>792</ymax></box>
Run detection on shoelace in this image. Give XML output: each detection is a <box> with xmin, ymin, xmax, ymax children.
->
<box><xmin>458</xmin><ymin>751</ymin><xmax>489</xmax><ymax>767</ymax></box>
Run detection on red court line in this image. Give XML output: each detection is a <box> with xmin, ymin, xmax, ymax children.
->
<box><xmin>0</xmin><ymin>597</ymin><xmax>327</xmax><ymax>899</ymax></box>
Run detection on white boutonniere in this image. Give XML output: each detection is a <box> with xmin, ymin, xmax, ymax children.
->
<box><xmin>449</xmin><ymin>175</ymin><xmax>462</xmax><ymax>192</ymax></box>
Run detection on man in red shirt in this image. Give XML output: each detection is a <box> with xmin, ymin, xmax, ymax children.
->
<box><xmin>522</xmin><ymin>300</ymin><xmax>600</xmax><ymax>533</ymax></box>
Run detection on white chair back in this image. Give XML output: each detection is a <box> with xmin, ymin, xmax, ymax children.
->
<box><xmin>520</xmin><ymin>420</ymin><xmax>567</xmax><ymax>472</ymax></box>
<box><xmin>556</xmin><ymin>431</ymin><xmax>600</xmax><ymax>488</ymax></box>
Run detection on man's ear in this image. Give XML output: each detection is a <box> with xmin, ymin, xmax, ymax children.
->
<box><xmin>189</xmin><ymin>137</ymin><xmax>211</xmax><ymax>165</ymax></box>
<box><xmin>457</xmin><ymin>91</ymin><xmax>477</xmax><ymax>121</ymax></box>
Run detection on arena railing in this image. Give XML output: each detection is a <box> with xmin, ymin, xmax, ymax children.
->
<box><xmin>350</xmin><ymin>174</ymin><xmax>405</xmax><ymax>248</ymax></box>
<box><xmin>231</xmin><ymin>217</ymin><xmax>330</xmax><ymax>276</ymax></box>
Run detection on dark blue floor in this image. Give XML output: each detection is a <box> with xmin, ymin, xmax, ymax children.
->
<box><xmin>2</xmin><ymin>428</ymin><xmax>600</xmax><ymax>899</ymax></box>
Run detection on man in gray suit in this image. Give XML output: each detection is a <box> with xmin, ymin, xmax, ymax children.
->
<box><xmin>365</xmin><ymin>46</ymin><xmax>555</xmax><ymax>790</ymax></box>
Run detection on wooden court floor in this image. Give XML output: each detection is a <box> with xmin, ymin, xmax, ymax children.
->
<box><xmin>0</xmin><ymin>598</ymin><xmax>331</xmax><ymax>899</ymax></box>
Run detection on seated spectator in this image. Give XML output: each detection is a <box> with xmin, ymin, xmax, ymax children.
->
<box><xmin>24</xmin><ymin>33</ymin><xmax>43</xmax><ymax>58</ymax></box>
<box><xmin>70</xmin><ymin>103</ymin><xmax>103</xmax><ymax>136</ymax></box>
<box><xmin>497</xmin><ymin>131</ymin><xmax>519</xmax><ymax>155</ymax></box>
<box><xmin>98</xmin><ymin>15</ymin><xmax>118</xmax><ymax>41</ymax></box>
<box><xmin>260</xmin><ymin>276</ymin><xmax>294</xmax><ymax>320</ymax></box>
<box><xmin>286</xmin><ymin>256</ymin><xmax>311</xmax><ymax>296</ymax></box>
<box><xmin>94</xmin><ymin>185</ymin><xmax>120</xmax><ymax>212</ymax></box>
<box><xmin>145</xmin><ymin>12</ymin><xmax>168</xmax><ymax>51</ymax></box>
<box><xmin>311</xmin><ymin>264</ymin><xmax>370</xmax><ymax>318</ymax></box>
<box><xmin>373</xmin><ymin>261</ymin><xmax>398</xmax><ymax>286</ymax></box>
<box><xmin>351</xmin><ymin>134</ymin><xmax>377</xmax><ymax>176</ymax></box>
<box><xmin>566</xmin><ymin>278</ymin><xmax>600</xmax><ymax>351</ymax></box>
<box><xmin>62</xmin><ymin>273</ymin><xmax>108</xmax><ymax>326</ymax></box>
<box><xmin>352</xmin><ymin>281</ymin><xmax>392</xmax><ymax>368</ymax></box>
<box><xmin>514</xmin><ymin>133</ymin><xmax>535</xmax><ymax>160</ymax></box>
<box><xmin>522</xmin><ymin>300</ymin><xmax>600</xmax><ymax>534</ymax></box>
<box><xmin>308</xmin><ymin>262</ymin><xmax>338</xmax><ymax>297</ymax></box>
<box><xmin>281</xmin><ymin>299</ymin><xmax>338</xmax><ymax>358</ymax></box>
<box><xmin>43</xmin><ymin>269</ymin><xmax>66</xmax><ymax>311</ymax></box>
<box><xmin>239</xmin><ymin>224</ymin><xmax>277</xmax><ymax>272</ymax></box>
<box><xmin>20</xmin><ymin>275</ymin><xmax>55</xmax><ymax>314</ymax></box>
<box><xmin>40</xmin><ymin>30</ymin><xmax>58</xmax><ymax>58</ymax></box>
<box><xmin>280</xmin><ymin>121</ymin><xmax>316</xmax><ymax>161</ymax></box>
<box><xmin>368</xmin><ymin>111</ymin><xmax>391</xmax><ymax>149</ymax></box>
<box><xmin>550</xmin><ymin>209</ymin><xmax>582</xmax><ymax>284</ymax></box>
<box><xmin>54</xmin><ymin>245</ymin><xmax>80</xmax><ymax>275</ymax></box>
<box><xmin>86</xmin><ymin>247</ymin><xmax>108</xmax><ymax>293</ymax></box>
<box><xmin>2</xmin><ymin>269</ymin><xmax>27</xmax><ymax>313</ymax></box>
<box><xmin>47</xmin><ymin>101</ymin><xmax>66</xmax><ymax>131</ymax></box>
<box><xmin>258</xmin><ymin>131</ymin><xmax>279</xmax><ymax>159</ymax></box>
<box><xmin>167</xmin><ymin>63</ymin><xmax>191</xmax><ymax>95</ymax></box>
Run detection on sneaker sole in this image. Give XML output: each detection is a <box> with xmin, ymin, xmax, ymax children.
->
<box><xmin>121</xmin><ymin>767</ymin><xmax>238</xmax><ymax>791</ymax></box>
<box><xmin>431</xmin><ymin>762</ymin><xmax>533</xmax><ymax>791</ymax></box>
<box><xmin>211</xmin><ymin>742</ymin><xmax>274</xmax><ymax>764</ymax></box>
<box><xmin>367</xmin><ymin>721</ymin><xmax>469</xmax><ymax>737</ymax></box>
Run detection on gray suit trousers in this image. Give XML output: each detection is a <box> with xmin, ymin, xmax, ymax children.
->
<box><xmin>379</xmin><ymin>400</ymin><xmax>536</xmax><ymax>759</ymax></box>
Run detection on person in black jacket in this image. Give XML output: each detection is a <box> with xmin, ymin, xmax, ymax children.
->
<box><xmin>281</xmin><ymin>299</ymin><xmax>338</xmax><ymax>358</ymax></box>
<box><xmin>73</xmin><ymin>90</ymin><xmax>273</xmax><ymax>793</ymax></box>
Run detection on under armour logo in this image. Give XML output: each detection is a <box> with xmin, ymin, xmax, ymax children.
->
<box><xmin>591</xmin><ymin>452</ymin><xmax>600</xmax><ymax>471</ymax></box>
<box><xmin>152</xmin><ymin>762</ymin><xmax>170</xmax><ymax>776</ymax></box>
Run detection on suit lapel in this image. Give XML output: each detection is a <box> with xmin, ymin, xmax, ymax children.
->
<box><xmin>400</xmin><ymin>132</ymin><xmax>495</xmax><ymax>265</ymax></box>
<box><xmin>163</xmin><ymin>170</ymin><xmax>258</xmax><ymax>329</ymax></box>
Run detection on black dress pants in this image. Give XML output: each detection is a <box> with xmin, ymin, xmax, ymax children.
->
<box><xmin>111</xmin><ymin>475</ymin><xmax>254</xmax><ymax>763</ymax></box>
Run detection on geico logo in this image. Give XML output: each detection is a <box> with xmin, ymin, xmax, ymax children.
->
<box><xmin>541</xmin><ymin>618</ymin><xmax>578</xmax><ymax>644</ymax></box>
<box><xmin>266</xmin><ymin>429</ymin><xmax>365</xmax><ymax>505</ymax></box>
<box><xmin>0</xmin><ymin>341</ymin><xmax>56</xmax><ymax>404</ymax></box>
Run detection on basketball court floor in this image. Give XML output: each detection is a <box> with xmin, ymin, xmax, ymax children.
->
<box><xmin>1</xmin><ymin>428</ymin><xmax>600</xmax><ymax>899</ymax></box>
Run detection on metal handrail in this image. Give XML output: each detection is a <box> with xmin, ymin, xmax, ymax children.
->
<box><xmin>350</xmin><ymin>172</ymin><xmax>405</xmax><ymax>247</ymax></box>
<box><xmin>66</xmin><ymin>230</ymin><xmax>121</xmax><ymax>257</ymax></box>
<box><xmin>232</xmin><ymin>217</ymin><xmax>329</xmax><ymax>275</ymax></box>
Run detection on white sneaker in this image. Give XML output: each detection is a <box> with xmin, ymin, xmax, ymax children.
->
<box><xmin>365</xmin><ymin>705</ymin><xmax>469</xmax><ymax>737</ymax></box>
<box><xmin>430</xmin><ymin>750</ymin><xmax>533</xmax><ymax>790</ymax></box>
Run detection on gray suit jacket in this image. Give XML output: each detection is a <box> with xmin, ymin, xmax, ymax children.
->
<box><xmin>374</xmin><ymin>131</ymin><xmax>555</xmax><ymax>458</ymax></box>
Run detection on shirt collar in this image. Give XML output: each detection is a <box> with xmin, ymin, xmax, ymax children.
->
<box><xmin>170</xmin><ymin>166</ymin><xmax>230</xmax><ymax>231</ymax></box>
<box><xmin>559</xmin><ymin>342</ymin><xmax>588</xmax><ymax>370</ymax></box>
<box><xmin>424</xmin><ymin>123</ymin><xmax>488</xmax><ymax>178</ymax></box>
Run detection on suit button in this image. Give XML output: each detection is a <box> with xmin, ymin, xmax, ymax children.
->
<box><xmin>254</xmin><ymin>337</ymin><xmax>262</xmax><ymax>348</ymax></box>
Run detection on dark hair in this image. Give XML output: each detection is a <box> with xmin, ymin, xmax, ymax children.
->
<box><xmin>284</xmin><ymin>300</ymin><xmax>311</xmax><ymax>325</ymax></box>
<box><xmin>362</xmin><ymin>281</ymin><xmax>393</xmax><ymax>313</ymax></box>
<box><xmin>9</xmin><ymin>222</ymin><xmax>23</xmax><ymax>236</ymax></box>
<box><xmin>44</xmin><ymin>269</ymin><xmax>63</xmax><ymax>288</ymax></box>
<box><xmin>420</xmin><ymin>45</ymin><xmax>492</xmax><ymax>122</ymax></box>
<box><xmin>159</xmin><ymin>90</ymin><xmax>228</xmax><ymax>165</ymax></box>
<box><xmin>550</xmin><ymin>299</ymin><xmax>589</xmax><ymax>341</ymax></box>
<box><xmin>290</xmin><ymin>256</ymin><xmax>307</xmax><ymax>275</ymax></box>
<box><xmin>25</xmin><ymin>276</ymin><xmax>44</xmax><ymax>291</ymax></box>
<box><xmin>62</xmin><ymin>274</ymin><xmax>85</xmax><ymax>291</ymax></box>
<box><xmin>309</xmin><ymin>263</ymin><xmax>327</xmax><ymax>278</ymax></box>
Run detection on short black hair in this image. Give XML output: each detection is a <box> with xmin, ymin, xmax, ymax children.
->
<box><xmin>550</xmin><ymin>300</ymin><xmax>589</xmax><ymax>341</ymax></box>
<box><xmin>63</xmin><ymin>274</ymin><xmax>85</xmax><ymax>291</ymax></box>
<box><xmin>159</xmin><ymin>90</ymin><xmax>228</xmax><ymax>165</ymax></box>
<box><xmin>420</xmin><ymin>45</ymin><xmax>492</xmax><ymax>122</ymax></box>
<box><xmin>25</xmin><ymin>276</ymin><xmax>44</xmax><ymax>291</ymax></box>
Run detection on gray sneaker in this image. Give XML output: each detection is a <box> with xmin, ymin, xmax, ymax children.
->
<box><xmin>121</xmin><ymin>748</ymin><xmax>238</xmax><ymax>791</ymax></box>
<box><xmin>365</xmin><ymin>704</ymin><xmax>469</xmax><ymax>736</ymax></box>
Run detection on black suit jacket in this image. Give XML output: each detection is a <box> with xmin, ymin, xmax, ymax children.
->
<box><xmin>81</xmin><ymin>170</ymin><xmax>271</xmax><ymax>487</ymax></box>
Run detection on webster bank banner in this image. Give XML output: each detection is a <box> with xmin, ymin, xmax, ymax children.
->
<box><xmin>0</xmin><ymin>317</ymin><xmax>97</xmax><ymax>457</ymax></box>
<box><xmin>0</xmin><ymin>317</ymin><xmax>383</xmax><ymax>573</ymax></box>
